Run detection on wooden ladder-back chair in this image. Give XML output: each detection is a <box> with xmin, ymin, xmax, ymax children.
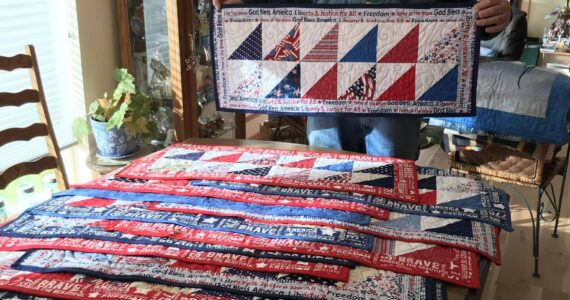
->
<box><xmin>0</xmin><ymin>45</ymin><xmax>69</xmax><ymax>191</ymax></box>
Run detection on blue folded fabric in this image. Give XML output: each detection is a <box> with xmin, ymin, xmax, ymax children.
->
<box><xmin>431</xmin><ymin>61</ymin><xmax>570</xmax><ymax>144</ymax></box>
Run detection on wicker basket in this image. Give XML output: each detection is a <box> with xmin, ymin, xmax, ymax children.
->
<box><xmin>449</xmin><ymin>144</ymin><xmax>564</xmax><ymax>188</ymax></box>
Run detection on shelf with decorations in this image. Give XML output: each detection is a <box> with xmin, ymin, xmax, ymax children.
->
<box><xmin>116</xmin><ymin>0</ymin><xmax>245</xmax><ymax>142</ymax></box>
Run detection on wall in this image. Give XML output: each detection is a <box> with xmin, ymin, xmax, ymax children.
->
<box><xmin>67</xmin><ymin>0</ymin><xmax>121</xmax><ymax>183</ymax></box>
<box><xmin>525</xmin><ymin>0</ymin><xmax>567</xmax><ymax>38</ymax></box>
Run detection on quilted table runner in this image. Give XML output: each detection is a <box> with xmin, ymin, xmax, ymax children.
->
<box><xmin>13</xmin><ymin>249</ymin><xmax>447</xmax><ymax>300</ymax></box>
<box><xmin>0</xmin><ymin>252</ymin><xmax>237</xmax><ymax>300</ymax></box>
<box><xmin>31</xmin><ymin>196</ymin><xmax>374</xmax><ymax>250</ymax></box>
<box><xmin>31</xmin><ymin>195</ymin><xmax>500</xmax><ymax>262</ymax></box>
<box><xmin>211</xmin><ymin>4</ymin><xmax>478</xmax><ymax>115</ymax></box>
<box><xmin>0</xmin><ymin>236</ymin><xmax>349</xmax><ymax>281</ymax></box>
<box><xmin>193</xmin><ymin>166</ymin><xmax>512</xmax><ymax>231</ymax></box>
<box><xmin>72</xmin><ymin>170</ymin><xmax>390</xmax><ymax>220</ymax></box>
<box><xmin>0</xmin><ymin>214</ymin><xmax>353</xmax><ymax>267</ymax></box>
<box><xmin>116</xmin><ymin>143</ymin><xmax>419</xmax><ymax>202</ymax></box>
<box><xmin>0</xmin><ymin>213</ymin><xmax>477</xmax><ymax>287</ymax></box>
<box><xmin>102</xmin><ymin>219</ymin><xmax>479</xmax><ymax>288</ymax></box>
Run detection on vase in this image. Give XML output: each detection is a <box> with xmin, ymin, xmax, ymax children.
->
<box><xmin>90</xmin><ymin>118</ymin><xmax>139</xmax><ymax>158</ymax></box>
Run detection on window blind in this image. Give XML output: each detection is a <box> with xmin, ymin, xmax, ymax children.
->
<box><xmin>0</xmin><ymin>0</ymin><xmax>81</xmax><ymax>171</ymax></box>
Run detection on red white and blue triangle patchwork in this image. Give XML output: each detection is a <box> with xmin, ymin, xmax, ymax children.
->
<box><xmin>212</xmin><ymin>5</ymin><xmax>477</xmax><ymax>115</ymax></box>
<box><xmin>116</xmin><ymin>143</ymin><xmax>419</xmax><ymax>203</ymax></box>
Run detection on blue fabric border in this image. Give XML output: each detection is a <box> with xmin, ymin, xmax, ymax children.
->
<box><xmin>210</xmin><ymin>2</ymin><xmax>478</xmax><ymax>117</ymax></box>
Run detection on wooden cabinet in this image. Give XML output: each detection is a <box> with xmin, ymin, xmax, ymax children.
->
<box><xmin>116</xmin><ymin>0</ymin><xmax>245</xmax><ymax>142</ymax></box>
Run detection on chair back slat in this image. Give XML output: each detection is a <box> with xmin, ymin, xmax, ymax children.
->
<box><xmin>0</xmin><ymin>54</ymin><xmax>33</xmax><ymax>71</ymax></box>
<box><xmin>0</xmin><ymin>156</ymin><xmax>58</xmax><ymax>190</ymax></box>
<box><xmin>0</xmin><ymin>90</ymin><xmax>40</xmax><ymax>107</ymax></box>
<box><xmin>0</xmin><ymin>123</ymin><xmax>48</xmax><ymax>147</ymax></box>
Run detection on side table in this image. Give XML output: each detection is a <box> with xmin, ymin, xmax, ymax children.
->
<box><xmin>539</xmin><ymin>49</ymin><xmax>570</xmax><ymax>75</ymax></box>
<box><xmin>86</xmin><ymin>144</ymin><xmax>160</xmax><ymax>175</ymax></box>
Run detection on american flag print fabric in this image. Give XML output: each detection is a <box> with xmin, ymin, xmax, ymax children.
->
<box><xmin>115</xmin><ymin>143</ymin><xmax>420</xmax><ymax>203</ymax></box>
<box><xmin>212</xmin><ymin>5</ymin><xmax>478</xmax><ymax>115</ymax></box>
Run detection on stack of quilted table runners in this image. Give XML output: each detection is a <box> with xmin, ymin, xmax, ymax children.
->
<box><xmin>0</xmin><ymin>143</ymin><xmax>511</xmax><ymax>299</ymax></box>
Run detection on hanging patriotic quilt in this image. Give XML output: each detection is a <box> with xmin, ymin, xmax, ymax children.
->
<box><xmin>193</xmin><ymin>166</ymin><xmax>512</xmax><ymax>231</ymax></box>
<box><xmin>211</xmin><ymin>3</ymin><xmax>478</xmax><ymax>115</ymax></box>
<box><xmin>116</xmin><ymin>143</ymin><xmax>420</xmax><ymax>203</ymax></box>
<box><xmin>13</xmin><ymin>249</ymin><xmax>447</xmax><ymax>300</ymax></box>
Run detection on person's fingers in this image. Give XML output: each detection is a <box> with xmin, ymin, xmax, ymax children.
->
<box><xmin>476</xmin><ymin>14</ymin><xmax>504</xmax><ymax>27</ymax></box>
<box><xmin>485</xmin><ymin>22</ymin><xmax>508</xmax><ymax>33</ymax></box>
<box><xmin>213</xmin><ymin>0</ymin><xmax>222</xmax><ymax>11</ymax></box>
<box><xmin>477</xmin><ymin>5</ymin><xmax>504</xmax><ymax>19</ymax></box>
<box><xmin>473</xmin><ymin>0</ymin><xmax>492</xmax><ymax>14</ymax></box>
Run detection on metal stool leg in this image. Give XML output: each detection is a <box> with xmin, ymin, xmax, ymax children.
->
<box><xmin>552</xmin><ymin>145</ymin><xmax>570</xmax><ymax>238</ymax></box>
<box><xmin>532</xmin><ymin>188</ymin><xmax>544</xmax><ymax>277</ymax></box>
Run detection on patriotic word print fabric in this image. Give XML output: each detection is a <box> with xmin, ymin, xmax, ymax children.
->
<box><xmin>14</xmin><ymin>249</ymin><xmax>447</xmax><ymax>300</ymax></box>
<box><xmin>212</xmin><ymin>5</ymin><xmax>478</xmax><ymax>115</ymax></box>
<box><xmin>116</xmin><ymin>143</ymin><xmax>419</xmax><ymax>202</ymax></box>
<box><xmin>0</xmin><ymin>252</ymin><xmax>235</xmax><ymax>300</ymax></box>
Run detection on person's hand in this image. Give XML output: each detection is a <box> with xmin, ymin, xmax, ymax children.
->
<box><xmin>474</xmin><ymin>0</ymin><xmax>511</xmax><ymax>33</ymax></box>
<box><xmin>213</xmin><ymin>0</ymin><xmax>242</xmax><ymax>11</ymax></box>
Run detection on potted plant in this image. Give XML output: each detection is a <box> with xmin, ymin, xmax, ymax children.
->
<box><xmin>74</xmin><ymin>68</ymin><xmax>156</xmax><ymax>158</ymax></box>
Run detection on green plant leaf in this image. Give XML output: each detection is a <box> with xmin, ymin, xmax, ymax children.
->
<box><xmin>105</xmin><ymin>102</ymin><xmax>129</xmax><ymax>131</ymax></box>
<box><xmin>112</xmin><ymin>68</ymin><xmax>136</xmax><ymax>102</ymax></box>
<box><xmin>128</xmin><ymin>94</ymin><xmax>152</xmax><ymax>121</ymax></box>
<box><xmin>88</xmin><ymin>102</ymin><xmax>107</xmax><ymax>121</ymax></box>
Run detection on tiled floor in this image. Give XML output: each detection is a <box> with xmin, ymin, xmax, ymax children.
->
<box><xmin>418</xmin><ymin>146</ymin><xmax>570</xmax><ymax>300</ymax></box>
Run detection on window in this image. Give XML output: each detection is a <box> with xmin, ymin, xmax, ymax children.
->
<box><xmin>0</xmin><ymin>0</ymin><xmax>83</xmax><ymax>171</ymax></box>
